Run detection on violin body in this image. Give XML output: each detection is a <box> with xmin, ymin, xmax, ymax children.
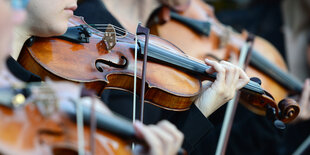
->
<box><xmin>148</xmin><ymin>0</ymin><xmax>292</xmax><ymax>116</ymax></box>
<box><xmin>19</xmin><ymin>16</ymin><xmax>202</xmax><ymax>111</ymax></box>
<box><xmin>0</xmin><ymin>102</ymin><xmax>131</xmax><ymax>155</ymax></box>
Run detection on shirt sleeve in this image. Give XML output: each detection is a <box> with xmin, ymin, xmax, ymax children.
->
<box><xmin>161</xmin><ymin>104</ymin><xmax>214</xmax><ymax>153</ymax></box>
<box><xmin>6</xmin><ymin>56</ymin><xmax>41</xmax><ymax>82</ymax></box>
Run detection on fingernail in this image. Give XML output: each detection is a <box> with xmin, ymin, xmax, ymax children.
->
<box><xmin>134</xmin><ymin>121</ymin><xmax>144</xmax><ymax>139</ymax></box>
<box><xmin>135</xmin><ymin>121</ymin><xmax>143</xmax><ymax>128</ymax></box>
<box><xmin>205</xmin><ymin>58</ymin><xmax>210</xmax><ymax>62</ymax></box>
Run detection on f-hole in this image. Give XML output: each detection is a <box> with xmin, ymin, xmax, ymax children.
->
<box><xmin>95</xmin><ymin>56</ymin><xmax>127</xmax><ymax>72</ymax></box>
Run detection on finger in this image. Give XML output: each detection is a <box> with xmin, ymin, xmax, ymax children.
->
<box><xmin>219</xmin><ymin>61</ymin><xmax>241</xmax><ymax>100</ymax></box>
<box><xmin>233</xmin><ymin>68</ymin><xmax>241</xmax><ymax>89</ymax></box>
<box><xmin>220</xmin><ymin>61</ymin><xmax>239</xmax><ymax>87</ymax></box>
<box><xmin>148</xmin><ymin>124</ymin><xmax>175</xmax><ymax>155</ymax></box>
<box><xmin>204</xmin><ymin>58</ymin><xmax>216</xmax><ymax>74</ymax></box>
<box><xmin>158</xmin><ymin>120</ymin><xmax>184</xmax><ymax>153</ymax></box>
<box><xmin>236</xmin><ymin>68</ymin><xmax>250</xmax><ymax>89</ymax></box>
<box><xmin>299</xmin><ymin>79</ymin><xmax>310</xmax><ymax>108</ymax></box>
<box><xmin>224</xmin><ymin>58</ymin><xmax>250</xmax><ymax>89</ymax></box>
<box><xmin>134</xmin><ymin>122</ymin><xmax>162</xmax><ymax>155</ymax></box>
<box><xmin>205</xmin><ymin>59</ymin><xmax>226</xmax><ymax>84</ymax></box>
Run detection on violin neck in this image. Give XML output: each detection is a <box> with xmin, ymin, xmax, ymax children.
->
<box><xmin>168</xmin><ymin>12</ymin><xmax>303</xmax><ymax>93</ymax></box>
<box><xmin>226</xmin><ymin>33</ymin><xmax>303</xmax><ymax>93</ymax></box>
<box><xmin>250</xmin><ymin>50</ymin><xmax>303</xmax><ymax>93</ymax></box>
<box><xmin>227</xmin><ymin>36</ymin><xmax>303</xmax><ymax>93</ymax></box>
<box><xmin>216</xmin><ymin>26</ymin><xmax>303</xmax><ymax>93</ymax></box>
<box><xmin>170</xmin><ymin>12</ymin><xmax>211</xmax><ymax>36</ymax></box>
<box><xmin>61</xmin><ymin>101</ymin><xmax>141</xmax><ymax>143</ymax></box>
<box><xmin>138</xmin><ymin>40</ymin><xmax>264</xmax><ymax>95</ymax></box>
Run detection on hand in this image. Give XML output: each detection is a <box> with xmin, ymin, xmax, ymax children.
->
<box><xmin>296</xmin><ymin>79</ymin><xmax>310</xmax><ymax>122</ymax></box>
<box><xmin>195</xmin><ymin>59</ymin><xmax>249</xmax><ymax>118</ymax></box>
<box><xmin>42</xmin><ymin>79</ymin><xmax>113</xmax><ymax>116</ymax></box>
<box><xmin>133</xmin><ymin>120</ymin><xmax>184</xmax><ymax>155</ymax></box>
<box><xmin>44</xmin><ymin>79</ymin><xmax>82</xmax><ymax>101</ymax></box>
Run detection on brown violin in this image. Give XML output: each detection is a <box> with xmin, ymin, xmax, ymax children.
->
<box><xmin>147</xmin><ymin>0</ymin><xmax>303</xmax><ymax>121</ymax></box>
<box><xmin>18</xmin><ymin>16</ymin><xmax>298</xmax><ymax>123</ymax></box>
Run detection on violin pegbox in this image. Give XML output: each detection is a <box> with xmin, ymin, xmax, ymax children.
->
<box><xmin>102</xmin><ymin>24</ymin><xmax>116</xmax><ymax>51</ymax></box>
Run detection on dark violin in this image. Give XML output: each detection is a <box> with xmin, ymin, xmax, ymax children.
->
<box><xmin>147</xmin><ymin>0</ymin><xmax>303</xmax><ymax>121</ymax></box>
<box><xmin>18</xmin><ymin>16</ymin><xmax>299</xmax><ymax>123</ymax></box>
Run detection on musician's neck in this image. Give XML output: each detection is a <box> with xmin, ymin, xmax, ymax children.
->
<box><xmin>102</xmin><ymin>0</ymin><xmax>160</xmax><ymax>33</ymax></box>
<box><xmin>12</xmin><ymin>26</ymin><xmax>31</xmax><ymax>60</ymax></box>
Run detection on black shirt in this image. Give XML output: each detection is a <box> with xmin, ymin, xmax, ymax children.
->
<box><xmin>75</xmin><ymin>1</ymin><xmax>287</xmax><ymax>155</ymax></box>
<box><xmin>7</xmin><ymin>56</ymin><xmax>41</xmax><ymax>82</ymax></box>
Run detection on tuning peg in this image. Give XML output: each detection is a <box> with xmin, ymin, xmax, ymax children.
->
<box><xmin>266</xmin><ymin>104</ymin><xmax>276</xmax><ymax>121</ymax></box>
<box><xmin>266</xmin><ymin>104</ymin><xmax>286</xmax><ymax>130</ymax></box>
<box><xmin>273</xmin><ymin>119</ymin><xmax>286</xmax><ymax>130</ymax></box>
<box><xmin>250</xmin><ymin>77</ymin><xmax>262</xmax><ymax>85</ymax></box>
<box><xmin>25</xmin><ymin>36</ymin><xmax>36</xmax><ymax>47</ymax></box>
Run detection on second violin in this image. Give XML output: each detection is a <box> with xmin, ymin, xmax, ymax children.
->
<box><xmin>147</xmin><ymin>0</ymin><xmax>301</xmax><ymax>122</ymax></box>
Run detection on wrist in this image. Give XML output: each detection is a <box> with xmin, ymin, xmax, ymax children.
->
<box><xmin>194</xmin><ymin>97</ymin><xmax>212</xmax><ymax>118</ymax></box>
<box><xmin>194</xmin><ymin>94</ymin><xmax>227</xmax><ymax>118</ymax></box>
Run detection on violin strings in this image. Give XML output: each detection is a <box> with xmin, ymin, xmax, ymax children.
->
<box><xmin>88</xmin><ymin>24</ymin><xmax>260</xmax><ymax>91</ymax></box>
<box><xmin>91</xmin><ymin>25</ymin><xmax>209</xmax><ymax>64</ymax></box>
<box><xmin>89</xmin><ymin>17</ymin><xmax>246</xmax><ymax>51</ymax></box>
<box><xmin>91</xmin><ymin>25</ymin><xmax>241</xmax><ymax>70</ymax></box>
<box><xmin>89</xmin><ymin>24</ymin><xmax>130</xmax><ymax>34</ymax></box>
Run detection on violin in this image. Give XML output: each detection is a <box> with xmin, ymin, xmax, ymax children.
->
<box><xmin>17</xmin><ymin>16</ymin><xmax>299</xmax><ymax>123</ymax></box>
<box><xmin>0</xmin><ymin>82</ymin><xmax>159</xmax><ymax>154</ymax></box>
<box><xmin>147</xmin><ymin>0</ymin><xmax>303</xmax><ymax>120</ymax></box>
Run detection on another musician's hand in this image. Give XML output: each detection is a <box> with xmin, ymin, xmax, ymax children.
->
<box><xmin>42</xmin><ymin>78</ymin><xmax>81</xmax><ymax>102</ymax></box>
<box><xmin>133</xmin><ymin>120</ymin><xmax>184</xmax><ymax>155</ymax></box>
<box><xmin>195</xmin><ymin>59</ymin><xmax>249</xmax><ymax>118</ymax></box>
<box><xmin>44</xmin><ymin>79</ymin><xmax>113</xmax><ymax>116</ymax></box>
<box><xmin>296</xmin><ymin>79</ymin><xmax>310</xmax><ymax>122</ymax></box>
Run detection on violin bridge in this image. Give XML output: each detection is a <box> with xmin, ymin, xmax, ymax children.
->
<box><xmin>102</xmin><ymin>24</ymin><xmax>116</xmax><ymax>51</ymax></box>
<box><xmin>220</xmin><ymin>26</ymin><xmax>233</xmax><ymax>48</ymax></box>
<box><xmin>33</xmin><ymin>83</ymin><xmax>59</xmax><ymax>117</ymax></box>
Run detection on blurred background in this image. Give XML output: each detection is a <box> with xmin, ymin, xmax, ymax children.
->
<box><xmin>207</xmin><ymin>0</ymin><xmax>285</xmax><ymax>58</ymax></box>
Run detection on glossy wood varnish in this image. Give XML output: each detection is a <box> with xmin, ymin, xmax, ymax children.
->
<box><xmin>18</xmin><ymin>16</ymin><xmax>201</xmax><ymax>111</ymax></box>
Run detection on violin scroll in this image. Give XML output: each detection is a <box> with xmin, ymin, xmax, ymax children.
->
<box><xmin>278</xmin><ymin>98</ymin><xmax>300</xmax><ymax>123</ymax></box>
